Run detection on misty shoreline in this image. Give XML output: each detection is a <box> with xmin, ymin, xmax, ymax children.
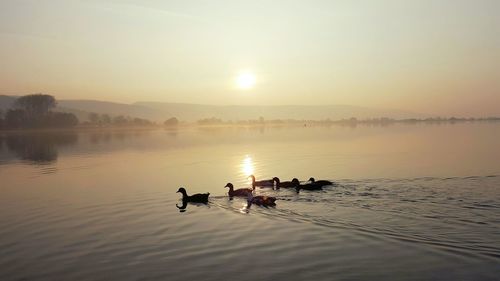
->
<box><xmin>1</xmin><ymin>117</ymin><xmax>499</xmax><ymax>134</ymax></box>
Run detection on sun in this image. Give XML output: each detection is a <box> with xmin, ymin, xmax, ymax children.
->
<box><xmin>236</xmin><ymin>72</ymin><xmax>256</xmax><ymax>90</ymax></box>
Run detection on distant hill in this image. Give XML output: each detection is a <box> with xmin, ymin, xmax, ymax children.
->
<box><xmin>57</xmin><ymin>100</ymin><xmax>157</xmax><ymax>121</ymax></box>
<box><xmin>133</xmin><ymin>101</ymin><xmax>425</xmax><ymax>121</ymax></box>
<box><xmin>1</xmin><ymin>95</ymin><xmax>425</xmax><ymax>122</ymax></box>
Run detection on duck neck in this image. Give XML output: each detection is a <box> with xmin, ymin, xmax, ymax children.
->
<box><xmin>249</xmin><ymin>175</ymin><xmax>256</xmax><ymax>187</ymax></box>
<box><xmin>180</xmin><ymin>190</ymin><xmax>188</xmax><ymax>199</ymax></box>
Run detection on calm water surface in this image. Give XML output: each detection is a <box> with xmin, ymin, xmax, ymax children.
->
<box><xmin>1</xmin><ymin>123</ymin><xmax>499</xmax><ymax>281</ymax></box>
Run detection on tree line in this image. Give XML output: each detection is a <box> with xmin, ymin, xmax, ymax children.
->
<box><xmin>3</xmin><ymin>94</ymin><xmax>498</xmax><ymax>130</ymax></box>
<box><xmin>0</xmin><ymin>94</ymin><xmax>165</xmax><ymax>130</ymax></box>
<box><xmin>191</xmin><ymin>116</ymin><xmax>500</xmax><ymax>127</ymax></box>
<box><xmin>84</xmin><ymin>112</ymin><xmax>155</xmax><ymax>127</ymax></box>
<box><xmin>0</xmin><ymin>94</ymin><xmax>78</xmax><ymax>129</ymax></box>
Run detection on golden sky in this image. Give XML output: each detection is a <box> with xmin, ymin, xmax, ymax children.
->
<box><xmin>0</xmin><ymin>0</ymin><xmax>499</xmax><ymax>116</ymax></box>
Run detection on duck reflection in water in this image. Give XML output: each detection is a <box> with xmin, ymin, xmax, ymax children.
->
<box><xmin>176</xmin><ymin>200</ymin><xmax>211</xmax><ymax>213</ymax></box>
<box><xmin>176</xmin><ymin>187</ymin><xmax>210</xmax><ymax>212</ymax></box>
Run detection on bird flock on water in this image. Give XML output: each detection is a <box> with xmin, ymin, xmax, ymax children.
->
<box><xmin>176</xmin><ymin>175</ymin><xmax>334</xmax><ymax>208</ymax></box>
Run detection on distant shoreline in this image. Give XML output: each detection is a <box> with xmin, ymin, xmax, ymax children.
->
<box><xmin>1</xmin><ymin>117</ymin><xmax>499</xmax><ymax>134</ymax></box>
<box><xmin>0</xmin><ymin>125</ymin><xmax>163</xmax><ymax>134</ymax></box>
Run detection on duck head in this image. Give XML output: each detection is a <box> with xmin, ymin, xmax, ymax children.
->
<box><xmin>176</xmin><ymin>187</ymin><xmax>187</xmax><ymax>196</ymax></box>
<box><xmin>272</xmin><ymin>177</ymin><xmax>280</xmax><ymax>184</ymax></box>
<box><xmin>309</xmin><ymin>177</ymin><xmax>315</xmax><ymax>183</ymax></box>
<box><xmin>224</xmin><ymin>183</ymin><xmax>234</xmax><ymax>191</ymax></box>
<box><xmin>272</xmin><ymin>177</ymin><xmax>280</xmax><ymax>189</ymax></box>
<box><xmin>292</xmin><ymin>178</ymin><xmax>300</xmax><ymax>186</ymax></box>
<box><xmin>248</xmin><ymin>174</ymin><xmax>256</xmax><ymax>187</ymax></box>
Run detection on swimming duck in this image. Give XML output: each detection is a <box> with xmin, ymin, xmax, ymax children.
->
<box><xmin>308</xmin><ymin>177</ymin><xmax>333</xmax><ymax>186</ymax></box>
<box><xmin>248</xmin><ymin>174</ymin><xmax>274</xmax><ymax>188</ymax></box>
<box><xmin>176</xmin><ymin>187</ymin><xmax>209</xmax><ymax>203</ymax></box>
<box><xmin>247</xmin><ymin>193</ymin><xmax>277</xmax><ymax>207</ymax></box>
<box><xmin>225</xmin><ymin>183</ymin><xmax>253</xmax><ymax>197</ymax></box>
<box><xmin>295</xmin><ymin>183</ymin><xmax>323</xmax><ymax>193</ymax></box>
<box><xmin>273</xmin><ymin>177</ymin><xmax>300</xmax><ymax>189</ymax></box>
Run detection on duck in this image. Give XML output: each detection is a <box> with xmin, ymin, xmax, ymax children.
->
<box><xmin>308</xmin><ymin>177</ymin><xmax>333</xmax><ymax>186</ymax></box>
<box><xmin>295</xmin><ymin>182</ymin><xmax>323</xmax><ymax>193</ymax></box>
<box><xmin>273</xmin><ymin>177</ymin><xmax>300</xmax><ymax>189</ymax></box>
<box><xmin>247</xmin><ymin>193</ymin><xmax>276</xmax><ymax>207</ymax></box>
<box><xmin>176</xmin><ymin>187</ymin><xmax>210</xmax><ymax>203</ymax></box>
<box><xmin>225</xmin><ymin>183</ymin><xmax>253</xmax><ymax>197</ymax></box>
<box><xmin>248</xmin><ymin>174</ymin><xmax>274</xmax><ymax>189</ymax></box>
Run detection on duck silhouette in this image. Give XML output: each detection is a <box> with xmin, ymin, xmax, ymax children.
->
<box><xmin>248</xmin><ymin>174</ymin><xmax>274</xmax><ymax>189</ymax></box>
<box><xmin>308</xmin><ymin>177</ymin><xmax>333</xmax><ymax>186</ymax></box>
<box><xmin>176</xmin><ymin>187</ymin><xmax>210</xmax><ymax>203</ymax></box>
<box><xmin>295</xmin><ymin>182</ymin><xmax>323</xmax><ymax>193</ymax></box>
<box><xmin>273</xmin><ymin>177</ymin><xmax>300</xmax><ymax>189</ymax></box>
<box><xmin>225</xmin><ymin>183</ymin><xmax>253</xmax><ymax>197</ymax></box>
<box><xmin>247</xmin><ymin>193</ymin><xmax>276</xmax><ymax>207</ymax></box>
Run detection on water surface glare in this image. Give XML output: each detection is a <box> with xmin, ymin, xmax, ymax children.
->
<box><xmin>1</xmin><ymin>124</ymin><xmax>499</xmax><ymax>280</ymax></box>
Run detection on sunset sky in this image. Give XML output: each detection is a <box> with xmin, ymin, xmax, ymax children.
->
<box><xmin>0</xmin><ymin>0</ymin><xmax>499</xmax><ymax>116</ymax></box>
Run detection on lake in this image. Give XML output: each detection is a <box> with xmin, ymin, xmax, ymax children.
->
<box><xmin>1</xmin><ymin>123</ymin><xmax>499</xmax><ymax>281</ymax></box>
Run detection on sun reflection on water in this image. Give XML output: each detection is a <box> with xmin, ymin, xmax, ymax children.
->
<box><xmin>241</xmin><ymin>155</ymin><xmax>254</xmax><ymax>177</ymax></box>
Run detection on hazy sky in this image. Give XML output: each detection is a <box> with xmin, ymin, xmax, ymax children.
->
<box><xmin>1</xmin><ymin>0</ymin><xmax>499</xmax><ymax>116</ymax></box>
